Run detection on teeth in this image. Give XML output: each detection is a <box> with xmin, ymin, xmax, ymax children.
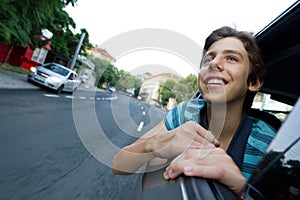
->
<box><xmin>207</xmin><ymin>79</ymin><xmax>224</xmax><ymax>85</ymax></box>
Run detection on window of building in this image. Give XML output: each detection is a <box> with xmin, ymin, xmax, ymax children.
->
<box><xmin>32</xmin><ymin>48</ymin><xmax>48</xmax><ymax>63</ymax></box>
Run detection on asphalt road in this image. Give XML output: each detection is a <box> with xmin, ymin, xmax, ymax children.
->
<box><xmin>0</xmin><ymin>88</ymin><xmax>165</xmax><ymax>200</ymax></box>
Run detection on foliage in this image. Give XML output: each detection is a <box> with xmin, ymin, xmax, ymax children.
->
<box><xmin>1</xmin><ymin>0</ymin><xmax>61</xmax><ymax>47</ymax></box>
<box><xmin>98</xmin><ymin>64</ymin><xmax>119</xmax><ymax>87</ymax></box>
<box><xmin>185</xmin><ymin>74</ymin><xmax>198</xmax><ymax>92</ymax></box>
<box><xmin>159</xmin><ymin>79</ymin><xmax>177</xmax><ymax>106</ymax></box>
<box><xmin>115</xmin><ymin>71</ymin><xmax>142</xmax><ymax>91</ymax></box>
<box><xmin>87</xmin><ymin>55</ymin><xmax>114</xmax><ymax>87</ymax></box>
<box><xmin>0</xmin><ymin>0</ymin><xmax>91</xmax><ymax>60</ymax></box>
<box><xmin>159</xmin><ymin>74</ymin><xmax>198</xmax><ymax>106</ymax></box>
<box><xmin>86</xmin><ymin>55</ymin><xmax>142</xmax><ymax>91</ymax></box>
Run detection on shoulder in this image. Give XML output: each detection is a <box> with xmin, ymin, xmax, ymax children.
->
<box><xmin>242</xmin><ymin>117</ymin><xmax>277</xmax><ymax>179</ymax></box>
<box><xmin>164</xmin><ymin>99</ymin><xmax>206</xmax><ymax>130</ymax></box>
<box><xmin>247</xmin><ymin>116</ymin><xmax>276</xmax><ymax>153</ymax></box>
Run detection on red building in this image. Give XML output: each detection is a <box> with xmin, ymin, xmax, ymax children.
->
<box><xmin>0</xmin><ymin>29</ymin><xmax>52</xmax><ymax>70</ymax></box>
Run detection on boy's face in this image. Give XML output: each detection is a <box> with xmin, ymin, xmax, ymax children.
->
<box><xmin>198</xmin><ymin>37</ymin><xmax>251</xmax><ymax>105</ymax></box>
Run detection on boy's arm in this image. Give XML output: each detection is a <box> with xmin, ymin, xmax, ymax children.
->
<box><xmin>112</xmin><ymin>120</ymin><xmax>167</xmax><ymax>175</ymax></box>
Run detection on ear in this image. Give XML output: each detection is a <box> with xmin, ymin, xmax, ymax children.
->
<box><xmin>248</xmin><ymin>79</ymin><xmax>264</xmax><ymax>92</ymax></box>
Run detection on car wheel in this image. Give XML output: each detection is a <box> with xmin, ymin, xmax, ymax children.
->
<box><xmin>27</xmin><ymin>77</ymin><xmax>33</xmax><ymax>83</ymax></box>
<box><xmin>57</xmin><ymin>85</ymin><xmax>64</xmax><ymax>94</ymax></box>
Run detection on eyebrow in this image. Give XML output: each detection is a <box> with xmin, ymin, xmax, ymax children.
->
<box><xmin>204</xmin><ymin>49</ymin><xmax>245</xmax><ymax>60</ymax></box>
<box><xmin>223</xmin><ymin>49</ymin><xmax>245</xmax><ymax>60</ymax></box>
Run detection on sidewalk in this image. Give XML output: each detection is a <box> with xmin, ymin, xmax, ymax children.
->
<box><xmin>0</xmin><ymin>71</ymin><xmax>39</xmax><ymax>89</ymax></box>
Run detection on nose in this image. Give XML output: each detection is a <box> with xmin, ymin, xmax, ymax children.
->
<box><xmin>208</xmin><ymin>57</ymin><xmax>223</xmax><ymax>71</ymax></box>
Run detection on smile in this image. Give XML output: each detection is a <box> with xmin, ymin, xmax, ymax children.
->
<box><xmin>205</xmin><ymin>76</ymin><xmax>228</xmax><ymax>86</ymax></box>
<box><xmin>207</xmin><ymin>79</ymin><xmax>224</xmax><ymax>85</ymax></box>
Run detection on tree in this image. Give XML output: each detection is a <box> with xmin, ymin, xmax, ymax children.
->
<box><xmin>0</xmin><ymin>0</ymin><xmax>76</xmax><ymax>47</ymax></box>
<box><xmin>97</xmin><ymin>64</ymin><xmax>119</xmax><ymax>88</ymax></box>
<box><xmin>115</xmin><ymin>72</ymin><xmax>142</xmax><ymax>91</ymax></box>
<box><xmin>87</xmin><ymin>55</ymin><xmax>113</xmax><ymax>86</ymax></box>
<box><xmin>174</xmin><ymin>74</ymin><xmax>197</xmax><ymax>102</ymax></box>
<box><xmin>158</xmin><ymin>74</ymin><xmax>198</xmax><ymax>106</ymax></box>
<box><xmin>159</xmin><ymin>79</ymin><xmax>177</xmax><ymax>106</ymax></box>
<box><xmin>0</xmin><ymin>0</ymin><xmax>92</xmax><ymax>64</ymax></box>
<box><xmin>185</xmin><ymin>74</ymin><xmax>198</xmax><ymax>92</ymax></box>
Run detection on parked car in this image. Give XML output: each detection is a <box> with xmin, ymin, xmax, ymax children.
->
<box><xmin>27</xmin><ymin>62</ymin><xmax>80</xmax><ymax>94</ymax></box>
<box><xmin>141</xmin><ymin>1</ymin><xmax>300</xmax><ymax>199</ymax></box>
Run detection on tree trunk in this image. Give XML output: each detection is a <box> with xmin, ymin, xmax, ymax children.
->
<box><xmin>2</xmin><ymin>45</ymin><xmax>13</xmax><ymax>64</ymax></box>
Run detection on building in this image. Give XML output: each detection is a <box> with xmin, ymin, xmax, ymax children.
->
<box><xmin>0</xmin><ymin>29</ymin><xmax>52</xmax><ymax>70</ymax></box>
<box><xmin>86</xmin><ymin>45</ymin><xmax>116</xmax><ymax>64</ymax></box>
<box><xmin>139</xmin><ymin>73</ymin><xmax>181</xmax><ymax>106</ymax></box>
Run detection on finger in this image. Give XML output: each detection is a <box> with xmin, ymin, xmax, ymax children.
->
<box><xmin>191</xmin><ymin>133</ymin><xmax>219</xmax><ymax>147</ymax></box>
<box><xmin>163</xmin><ymin>152</ymin><xmax>187</xmax><ymax>180</ymax></box>
<box><xmin>194</xmin><ymin>124</ymin><xmax>220</xmax><ymax>146</ymax></box>
<box><xmin>164</xmin><ymin>148</ymin><xmax>210</xmax><ymax>180</ymax></box>
<box><xmin>164</xmin><ymin>161</ymin><xmax>188</xmax><ymax>180</ymax></box>
<box><xmin>188</xmin><ymin>142</ymin><xmax>215</xmax><ymax>149</ymax></box>
<box><xmin>183</xmin><ymin>165</ymin><xmax>220</xmax><ymax>179</ymax></box>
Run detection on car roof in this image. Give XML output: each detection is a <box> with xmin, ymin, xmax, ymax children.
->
<box><xmin>255</xmin><ymin>1</ymin><xmax>300</xmax><ymax>106</ymax></box>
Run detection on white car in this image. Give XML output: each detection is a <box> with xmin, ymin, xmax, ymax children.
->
<box><xmin>27</xmin><ymin>62</ymin><xmax>80</xmax><ymax>94</ymax></box>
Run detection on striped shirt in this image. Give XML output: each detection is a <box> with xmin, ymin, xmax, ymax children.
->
<box><xmin>164</xmin><ymin>99</ymin><xmax>276</xmax><ymax>180</ymax></box>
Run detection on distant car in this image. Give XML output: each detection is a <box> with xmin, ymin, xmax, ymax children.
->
<box><xmin>108</xmin><ymin>87</ymin><xmax>116</xmax><ymax>92</ymax></box>
<box><xmin>27</xmin><ymin>62</ymin><xmax>80</xmax><ymax>94</ymax></box>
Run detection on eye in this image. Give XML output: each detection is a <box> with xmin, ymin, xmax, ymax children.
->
<box><xmin>202</xmin><ymin>56</ymin><xmax>213</xmax><ymax>65</ymax></box>
<box><xmin>227</xmin><ymin>56</ymin><xmax>238</xmax><ymax>62</ymax></box>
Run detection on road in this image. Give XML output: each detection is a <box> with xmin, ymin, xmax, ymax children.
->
<box><xmin>0</xmin><ymin>88</ymin><xmax>165</xmax><ymax>200</ymax></box>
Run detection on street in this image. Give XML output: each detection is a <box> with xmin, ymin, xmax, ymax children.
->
<box><xmin>0</xmin><ymin>88</ymin><xmax>165</xmax><ymax>199</ymax></box>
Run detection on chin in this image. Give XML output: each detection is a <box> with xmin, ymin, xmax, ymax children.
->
<box><xmin>202</xmin><ymin>94</ymin><xmax>228</xmax><ymax>104</ymax></box>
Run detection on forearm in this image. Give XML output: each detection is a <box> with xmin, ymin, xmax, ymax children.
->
<box><xmin>112</xmin><ymin>139</ymin><xmax>155</xmax><ymax>175</ymax></box>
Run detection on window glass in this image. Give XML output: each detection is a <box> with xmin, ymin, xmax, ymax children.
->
<box><xmin>252</xmin><ymin>92</ymin><xmax>293</xmax><ymax>122</ymax></box>
<box><xmin>32</xmin><ymin>48</ymin><xmax>48</xmax><ymax>63</ymax></box>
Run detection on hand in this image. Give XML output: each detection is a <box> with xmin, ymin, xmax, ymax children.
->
<box><xmin>163</xmin><ymin>147</ymin><xmax>246</xmax><ymax>195</ymax></box>
<box><xmin>145</xmin><ymin>121</ymin><xmax>220</xmax><ymax>159</ymax></box>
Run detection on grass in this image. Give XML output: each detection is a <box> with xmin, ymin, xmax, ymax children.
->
<box><xmin>0</xmin><ymin>63</ymin><xmax>28</xmax><ymax>74</ymax></box>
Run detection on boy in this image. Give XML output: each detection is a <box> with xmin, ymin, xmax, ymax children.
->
<box><xmin>112</xmin><ymin>26</ymin><xmax>276</xmax><ymax>195</ymax></box>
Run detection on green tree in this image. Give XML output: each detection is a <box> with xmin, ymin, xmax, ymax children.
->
<box><xmin>87</xmin><ymin>55</ymin><xmax>113</xmax><ymax>86</ymax></box>
<box><xmin>0</xmin><ymin>0</ymin><xmax>77</xmax><ymax>47</ymax></box>
<box><xmin>0</xmin><ymin>0</ymin><xmax>93</xmax><ymax>64</ymax></box>
<box><xmin>185</xmin><ymin>74</ymin><xmax>198</xmax><ymax>92</ymax></box>
<box><xmin>115</xmin><ymin>72</ymin><xmax>142</xmax><ymax>91</ymax></box>
<box><xmin>174</xmin><ymin>78</ymin><xmax>195</xmax><ymax>102</ymax></box>
<box><xmin>159</xmin><ymin>79</ymin><xmax>177</xmax><ymax>106</ymax></box>
<box><xmin>97</xmin><ymin>64</ymin><xmax>119</xmax><ymax>88</ymax></box>
<box><xmin>158</xmin><ymin>74</ymin><xmax>197</xmax><ymax>106</ymax></box>
<box><xmin>45</xmin><ymin>6</ymin><xmax>92</xmax><ymax>62</ymax></box>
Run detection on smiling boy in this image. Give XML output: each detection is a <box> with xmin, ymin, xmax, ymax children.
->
<box><xmin>112</xmin><ymin>26</ymin><xmax>276</xmax><ymax>196</ymax></box>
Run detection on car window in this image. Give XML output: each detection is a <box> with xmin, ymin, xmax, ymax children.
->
<box><xmin>252</xmin><ymin>92</ymin><xmax>293</xmax><ymax>122</ymax></box>
<box><xmin>44</xmin><ymin>64</ymin><xmax>70</xmax><ymax>76</ymax></box>
<box><xmin>68</xmin><ymin>73</ymin><xmax>74</xmax><ymax>80</ymax></box>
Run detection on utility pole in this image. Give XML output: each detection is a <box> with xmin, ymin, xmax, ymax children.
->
<box><xmin>70</xmin><ymin>32</ymin><xmax>85</xmax><ymax>70</ymax></box>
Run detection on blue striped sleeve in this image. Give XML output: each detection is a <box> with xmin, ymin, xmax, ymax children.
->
<box><xmin>164</xmin><ymin>99</ymin><xmax>205</xmax><ymax>130</ymax></box>
<box><xmin>164</xmin><ymin>101</ymin><xmax>185</xmax><ymax>130</ymax></box>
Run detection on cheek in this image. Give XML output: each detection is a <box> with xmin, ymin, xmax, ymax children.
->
<box><xmin>198</xmin><ymin>72</ymin><xmax>205</xmax><ymax>89</ymax></box>
<box><xmin>234</xmin><ymin>72</ymin><xmax>250</xmax><ymax>94</ymax></box>
<box><xmin>198</xmin><ymin>69</ymin><xmax>206</xmax><ymax>82</ymax></box>
<box><xmin>240</xmin><ymin>72</ymin><xmax>250</xmax><ymax>87</ymax></box>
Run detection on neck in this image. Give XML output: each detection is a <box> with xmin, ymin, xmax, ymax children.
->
<box><xmin>206</xmin><ymin>101</ymin><xmax>244</xmax><ymax>149</ymax></box>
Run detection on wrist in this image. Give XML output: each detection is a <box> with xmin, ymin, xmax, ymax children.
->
<box><xmin>127</xmin><ymin>137</ymin><xmax>156</xmax><ymax>159</ymax></box>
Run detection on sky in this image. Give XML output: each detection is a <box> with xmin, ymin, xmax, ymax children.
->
<box><xmin>65</xmin><ymin>0</ymin><xmax>297</xmax><ymax>77</ymax></box>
